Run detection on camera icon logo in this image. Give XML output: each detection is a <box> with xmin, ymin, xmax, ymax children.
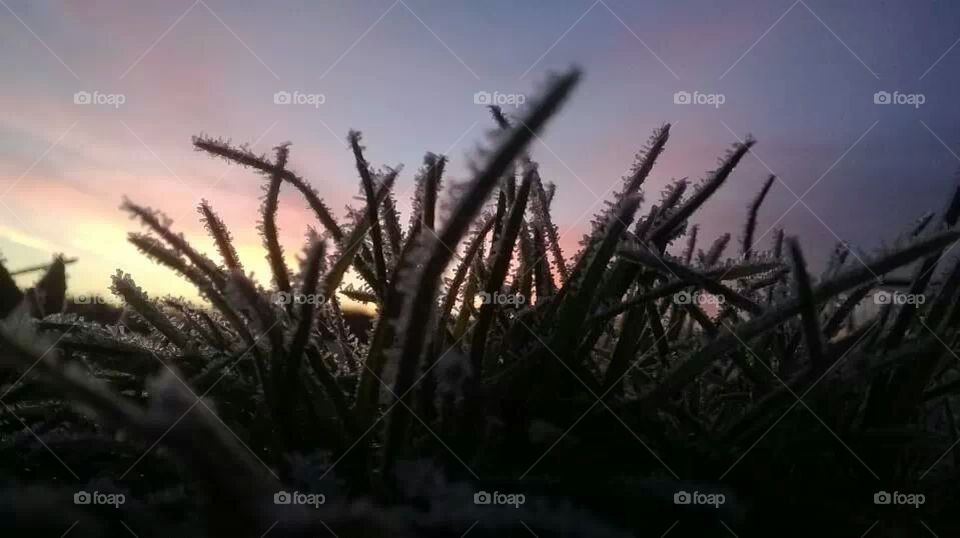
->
<box><xmin>874</xmin><ymin>91</ymin><xmax>891</xmax><ymax>105</ymax></box>
<box><xmin>74</xmin><ymin>91</ymin><xmax>92</xmax><ymax>105</ymax></box>
<box><xmin>74</xmin><ymin>491</ymin><xmax>92</xmax><ymax>505</ymax></box>
<box><xmin>474</xmin><ymin>91</ymin><xmax>492</xmax><ymax>105</ymax></box>
<box><xmin>673</xmin><ymin>91</ymin><xmax>691</xmax><ymax>105</ymax></box>
<box><xmin>274</xmin><ymin>91</ymin><xmax>292</xmax><ymax>105</ymax></box>
<box><xmin>673</xmin><ymin>491</ymin><xmax>692</xmax><ymax>504</ymax></box>
<box><xmin>874</xmin><ymin>491</ymin><xmax>892</xmax><ymax>505</ymax></box>
<box><xmin>473</xmin><ymin>491</ymin><xmax>492</xmax><ymax>505</ymax></box>
<box><xmin>274</xmin><ymin>491</ymin><xmax>292</xmax><ymax>504</ymax></box>
<box><xmin>76</xmin><ymin>294</ymin><xmax>104</xmax><ymax>305</ymax></box>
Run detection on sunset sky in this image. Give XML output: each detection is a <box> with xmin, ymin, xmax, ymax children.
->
<box><xmin>2</xmin><ymin>0</ymin><xmax>960</xmax><ymax>301</ymax></box>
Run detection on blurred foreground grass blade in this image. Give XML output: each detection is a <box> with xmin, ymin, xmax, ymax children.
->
<box><xmin>354</xmin><ymin>222</ymin><xmax>421</xmax><ymax>432</ymax></box>
<box><xmin>0</xmin><ymin>261</ymin><xmax>24</xmax><ymax>321</ymax></box>
<box><xmin>382</xmin><ymin>69</ymin><xmax>581</xmax><ymax>476</ymax></box>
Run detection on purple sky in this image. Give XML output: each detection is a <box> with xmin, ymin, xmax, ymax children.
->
<box><xmin>2</xmin><ymin>0</ymin><xmax>959</xmax><ymax>299</ymax></box>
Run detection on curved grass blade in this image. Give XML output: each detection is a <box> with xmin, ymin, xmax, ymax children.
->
<box><xmin>198</xmin><ymin>199</ymin><xmax>242</xmax><ymax>271</ymax></box>
<box><xmin>349</xmin><ymin>131</ymin><xmax>388</xmax><ymax>295</ymax></box>
<box><xmin>259</xmin><ymin>145</ymin><xmax>293</xmax><ymax>307</ymax></box>
<box><xmin>470</xmin><ymin>167</ymin><xmax>534</xmax><ymax>373</ymax></box>
<box><xmin>741</xmin><ymin>174</ymin><xmax>776</xmax><ymax>260</ymax></box>
<box><xmin>649</xmin><ymin>138</ymin><xmax>754</xmax><ymax>246</ymax></box>
<box><xmin>382</xmin><ymin>69</ymin><xmax>581</xmax><ymax>473</ymax></box>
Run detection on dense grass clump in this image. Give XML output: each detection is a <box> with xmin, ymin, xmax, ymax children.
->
<box><xmin>2</xmin><ymin>69</ymin><xmax>960</xmax><ymax>537</ymax></box>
